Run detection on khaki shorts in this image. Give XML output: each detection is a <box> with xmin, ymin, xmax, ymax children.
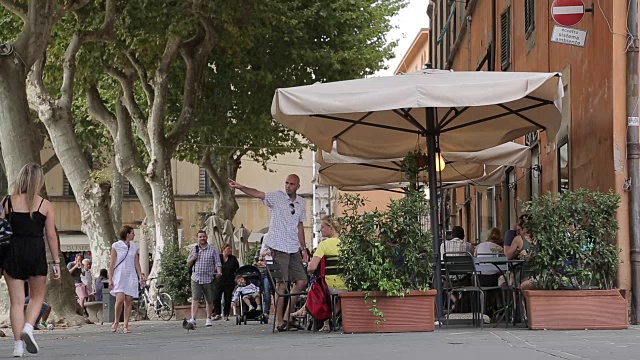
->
<box><xmin>191</xmin><ymin>280</ymin><xmax>216</xmax><ymax>305</ymax></box>
<box><xmin>272</xmin><ymin>250</ymin><xmax>307</xmax><ymax>283</ymax></box>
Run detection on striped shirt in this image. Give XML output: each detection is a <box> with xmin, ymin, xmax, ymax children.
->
<box><xmin>231</xmin><ymin>283</ymin><xmax>260</xmax><ymax>303</ymax></box>
<box><xmin>440</xmin><ymin>238</ymin><xmax>475</xmax><ymax>260</ymax></box>
<box><xmin>189</xmin><ymin>244</ymin><xmax>222</xmax><ymax>284</ymax></box>
<box><xmin>262</xmin><ymin>191</ymin><xmax>306</xmax><ymax>254</ymax></box>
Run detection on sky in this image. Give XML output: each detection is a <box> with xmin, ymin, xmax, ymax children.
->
<box><xmin>374</xmin><ymin>0</ymin><xmax>430</xmax><ymax>77</ymax></box>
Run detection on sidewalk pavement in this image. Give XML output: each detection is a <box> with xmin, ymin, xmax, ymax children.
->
<box><xmin>0</xmin><ymin>319</ymin><xmax>638</xmax><ymax>359</ymax></box>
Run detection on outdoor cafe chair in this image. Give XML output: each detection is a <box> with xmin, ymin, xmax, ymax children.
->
<box><xmin>266</xmin><ymin>263</ymin><xmax>308</xmax><ymax>333</ymax></box>
<box><xmin>443</xmin><ymin>252</ymin><xmax>502</xmax><ymax>329</ymax></box>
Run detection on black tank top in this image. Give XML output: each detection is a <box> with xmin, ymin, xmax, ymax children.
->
<box><xmin>8</xmin><ymin>197</ymin><xmax>46</xmax><ymax>238</ymax></box>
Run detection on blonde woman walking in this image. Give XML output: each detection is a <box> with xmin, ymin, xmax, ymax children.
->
<box><xmin>108</xmin><ymin>226</ymin><xmax>144</xmax><ymax>333</ymax></box>
<box><xmin>1</xmin><ymin>163</ymin><xmax>60</xmax><ymax>357</ymax></box>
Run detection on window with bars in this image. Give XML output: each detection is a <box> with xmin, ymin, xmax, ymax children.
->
<box><xmin>525</xmin><ymin>0</ymin><xmax>535</xmax><ymax>37</ymax></box>
<box><xmin>122</xmin><ymin>177</ymin><xmax>137</xmax><ymax>196</ymax></box>
<box><xmin>500</xmin><ymin>8</ymin><xmax>511</xmax><ymax>71</ymax></box>
<box><xmin>63</xmin><ymin>173</ymin><xmax>73</xmax><ymax>197</ymax></box>
<box><xmin>199</xmin><ymin>167</ymin><xmax>213</xmax><ymax>195</ymax></box>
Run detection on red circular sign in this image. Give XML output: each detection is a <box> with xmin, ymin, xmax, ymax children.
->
<box><xmin>552</xmin><ymin>0</ymin><xmax>585</xmax><ymax>27</ymax></box>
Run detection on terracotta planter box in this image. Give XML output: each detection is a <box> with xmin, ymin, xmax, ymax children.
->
<box><xmin>524</xmin><ymin>289</ymin><xmax>628</xmax><ymax>330</ymax></box>
<box><xmin>339</xmin><ymin>290</ymin><xmax>437</xmax><ymax>333</ymax></box>
<box><xmin>174</xmin><ymin>304</ymin><xmax>207</xmax><ymax>320</ymax></box>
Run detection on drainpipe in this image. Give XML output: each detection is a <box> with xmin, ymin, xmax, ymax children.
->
<box><xmin>312</xmin><ymin>151</ymin><xmax>318</xmax><ymax>248</ymax></box>
<box><xmin>489</xmin><ymin>0</ymin><xmax>497</xmax><ymax>71</ymax></box>
<box><xmin>627</xmin><ymin>0</ymin><xmax>639</xmax><ymax>324</ymax></box>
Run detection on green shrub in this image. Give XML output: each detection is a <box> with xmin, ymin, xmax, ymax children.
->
<box><xmin>159</xmin><ymin>246</ymin><xmax>191</xmax><ymax>306</ymax></box>
<box><xmin>338</xmin><ymin>189</ymin><xmax>432</xmax><ymax>295</ymax></box>
<box><xmin>523</xmin><ymin>188</ymin><xmax>620</xmax><ymax>290</ymax></box>
<box><xmin>244</xmin><ymin>243</ymin><xmax>261</xmax><ymax>265</ymax></box>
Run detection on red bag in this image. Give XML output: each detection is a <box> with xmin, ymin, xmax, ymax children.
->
<box><xmin>305</xmin><ymin>258</ymin><xmax>331</xmax><ymax>321</ymax></box>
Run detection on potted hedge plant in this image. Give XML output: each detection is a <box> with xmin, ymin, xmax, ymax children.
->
<box><xmin>522</xmin><ymin>188</ymin><xmax>627</xmax><ymax>330</ymax></box>
<box><xmin>159</xmin><ymin>246</ymin><xmax>198</xmax><ymax>320</ymax></box>
<box><xmin>337</xmin><ymin>185</ymin><xmax>435</xmax><ymax>333</ymax></box>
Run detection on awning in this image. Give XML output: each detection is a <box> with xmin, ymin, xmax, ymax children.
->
<box><xmin>60</xmin><ymin>234</ymin><xmax>90</xmax><ymax>252</ymax></box>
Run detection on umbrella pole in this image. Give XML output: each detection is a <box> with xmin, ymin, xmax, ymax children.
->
<box><xmin>425</xmin><ymin>107</ymin><xmax>443</xmax><ymax>321</ymax></box>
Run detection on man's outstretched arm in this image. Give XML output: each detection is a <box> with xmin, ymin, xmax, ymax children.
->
<box><xmin>229</xmin><ymin>179</ymin><xmax>265</xmax><ymax>200</ymax></box>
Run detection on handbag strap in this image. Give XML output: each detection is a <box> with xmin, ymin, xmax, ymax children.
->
<box><xmin>1</xmin><ymin>196</ymin><xmax>11</xmax><ymax>221</ymax></box>
<box><xmin>113</xmin><ymin>242</ymin><xmax>130</xmax><ymax>271</ymax></box>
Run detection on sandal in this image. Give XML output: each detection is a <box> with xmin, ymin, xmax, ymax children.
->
<box><xmin>291</xmin><ymin>308</ymin><xmax>307</xmax><ymax>318</ymax></box>
<box><xmin>122</xmin><ymin>327</ymin><xmax>131</xmax><ymax>334</ymax></box>
<box><xmin>276</xmin><ymin>323</ymin><xmax>288</xmax><ymax>332</ymax></box>
<box><xmin>111</xmin><ymin>323</ymin><xmax>118</xmax><ymax>333</ymax></box>
<box><xmin>319</xmin><ymin>323</ymin><xmax>331</xmax><ymax>333</ymax></box>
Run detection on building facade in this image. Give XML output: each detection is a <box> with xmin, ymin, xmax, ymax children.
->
<box><xmin>428</xmin><ymin>0</ymin><xmax>635</xmax><ymax>290</ymax></box>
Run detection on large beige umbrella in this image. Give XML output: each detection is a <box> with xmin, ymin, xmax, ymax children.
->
<box><xmin>223</xmin><ymin>219</ymin><xmax>234</xmax><ymax>253</ymax></box>
<box><xmin>317</xmin><ymin>142</ymin><xmax>529</xmax><ymax>187</ymax></box>
<box><xmin>272</xmin><ymin>69</ymin><xmax>562</xmax><ymax>157</ymax></box>
<box><xmin>203</xmin><ymin>215</ymin><xmax>225</xmax><ymax>251</ymax></box>
<box><xmin>273</xmin><ymin>69</ymin><xmax>563</xmax><ymax>318</ymax></box>
<box><xmin>233</xmin><ymin>225</ymin><xmax>252</xmax><ymax>265</ymax></box>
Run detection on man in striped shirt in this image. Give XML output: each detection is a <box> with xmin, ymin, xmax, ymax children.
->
<box><xmin>187</xmin><ymin>230</ymin><xmax>222</xmax><ymax>327</ymax></box>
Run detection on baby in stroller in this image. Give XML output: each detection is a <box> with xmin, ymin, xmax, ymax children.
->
<box><xmin>232</xmin><ymin>275</ymin><xmax>262</xmax><ymax>312</ymax></box>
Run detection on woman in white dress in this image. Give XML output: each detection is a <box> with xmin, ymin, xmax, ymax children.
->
<box><xmin>108</xmin><ymin>226</ymin><xmax>145</xmax><ymax>333</ymax></box>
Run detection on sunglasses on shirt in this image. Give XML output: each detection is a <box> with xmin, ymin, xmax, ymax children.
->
<box><xmin>289</xmin><ymin>203</ymin><xmax>295</xmax><ymax>215</ymax></box>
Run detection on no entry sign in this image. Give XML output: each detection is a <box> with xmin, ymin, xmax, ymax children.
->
<box><xmin>551</xmin><ymin>0</ymin><xmax>585</xmax><ymax>27</ymax></box>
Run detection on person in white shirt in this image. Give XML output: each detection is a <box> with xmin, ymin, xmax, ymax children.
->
<box><xmin>441</xmin><ymin>226</ymin><xmax>474</xmax><ymax>259</ymax></box>
<box><xmin>229</xmin><ymin>175</ymin><xmax>308</xmax><ymax>332</ymax></box>
<box><xmin>475</xmin><ymin>227</ymin><xmax>504</xmax><ymax>286</ymax></box>
<box><xmin>80</xmin><ymin>259</ymin><xmax>94</xmax><ymax>301</ymax></box>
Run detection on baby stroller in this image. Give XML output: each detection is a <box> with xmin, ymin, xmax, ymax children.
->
<box><xmin>234</xmin><ymin>265</ymin><xmax>269</xmax><ymax>325</ymax></box>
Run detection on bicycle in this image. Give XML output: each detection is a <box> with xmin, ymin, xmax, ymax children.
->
<box><xmin>135</xmin><ymin>277</ymin><xmax>174</xmax><ymax>321</ymax></box>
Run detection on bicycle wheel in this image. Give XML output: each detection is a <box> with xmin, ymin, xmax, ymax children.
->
<box><xmin>158</xmin><ymin>293</ymin><xmax>174</xmax><ymax>321</ymax></box>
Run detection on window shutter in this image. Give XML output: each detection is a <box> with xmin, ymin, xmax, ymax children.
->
<box><xmin>525</xmin><ymin>0</ymin><xmax>535</xmax><ymax>36</ymax></box>
<box><xmin>199</xmin><ymin>167</ymin><xmax>206</xmax><ymax>195</ymax></box>
<box><xmin>500</xmin><ymin>9</ymin><xmax>511</xmax><ymax>71</ymax></box>
<box><xmin>63</xmin><ymin>173</ymin><xmax>73</xmax><ymax>196</ymax></box>
<box><xmin>122</xmin><ymin>176</ymin><xmax>130</xmax><ymax>196</ymax></box>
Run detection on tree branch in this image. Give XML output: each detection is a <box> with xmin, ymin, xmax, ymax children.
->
<box><xmin>200</xmin><ymin>148</ymin><xmax>225</xmax><ymax>197</ymax></box>
<box><xmin>125</xmin><ymin>51</ymin><xmax>154</xmax><ymax>107</ymax></box>
<box><xmin>148</xmin><ymin>36</ymin><xmax>182</xmax><ymax>146</ymax></box>
<box><xmin>86</xmin><ymin>85</ymin><xmax>117</xmax><ymax>137</ymax></box>
<box><xmin>0</xmin><ymin>0</ymin><xmax>27</xmax><ymax>22</ymax></box>
<box><xmin>14</xmin><ymin>0</ymin><xmax>62</xmax><ymax>69</ymax></box>
<box><xmin>26</xmin><ymin>57</ymin><xmax>55</xmax><ymax>112</ymax></box>
<box><xmin>42</xmin><ymin>153</ymin><xmax>59</xmax><ymax>174</ymax></box>
<box><xmin>166</xmin><ymin>19</ymin><xmax>217</xmax><ymax>154</ymax></box>
<box><xmin>105</xmin><ymin>66</ymin><xmax>151</xmax><ymax>150</ymax></box>
<box><xmin>58</xmin><ymin>0</ymin><xmax>116</xmax><ymax>109</ymax></box>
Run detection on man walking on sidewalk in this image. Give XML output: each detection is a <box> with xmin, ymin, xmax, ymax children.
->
<box><xmin>229</xmin><ymin>174</ymin><xmax>308</xmax><ymax>332</ymax></box>
<box><xmin>187</xmin><ymin>230</ymin><xmax>222</xmax><ymax>328</ymax></box>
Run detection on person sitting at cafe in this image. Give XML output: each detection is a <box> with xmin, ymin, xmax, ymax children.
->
<box><xmin>441</xmin><ymin>226</ymin><xmax>474</xmax><ymax>259</ymax></box>
<box><xmin>475</xmin><ymin>227</ymin><xmax>504</xmax><ymax>287</ymax></box>
<box><xmin>505</xmin><ymin>215</ymin><xmax>535</xmax><ymax>290</ymax></box>
<box><xmin>442</xmin><ymin>226</ymin><xmax>474</xmax><ymax>313</ymax></box>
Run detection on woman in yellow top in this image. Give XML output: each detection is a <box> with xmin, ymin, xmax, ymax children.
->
<box><xmin>292</xmin><ymin>216</ymin><xmax>343</xmax><ymax>331</ymax></box>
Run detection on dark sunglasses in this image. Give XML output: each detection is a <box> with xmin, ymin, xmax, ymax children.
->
<box><xmin>289</xmin><ymin>203</ymin><xmax>295</xmax><ymax>215</ymax></box>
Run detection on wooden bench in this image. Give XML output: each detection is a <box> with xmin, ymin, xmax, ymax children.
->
<box><xmin>84</xmin><ymin>301</ymin><xmax>103</xmax><ymax>324</ymax></box>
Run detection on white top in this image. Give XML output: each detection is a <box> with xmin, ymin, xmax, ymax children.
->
<box><xmin>110</xmin><ymin>240</ymin><xmax>140</xmax><ymax>297</ymax></box>
<box><xmin>81</xmin><ymin>269</ymin><xmax>94</xmax><ymax>294</ymax></box>
<box><xmin>262</xmin><ymin>191</ymin><xmax>306</xmax><ymax>254</ymax></box>
<box><xmin>475</xmin><ymin>242</ymin><xmax>504</xmax><ymax>275</ymax></box>
<box><xmin>440</xmin><ymin>238</ymin><xmax>474</xmax><ymax>260</ymax></box>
